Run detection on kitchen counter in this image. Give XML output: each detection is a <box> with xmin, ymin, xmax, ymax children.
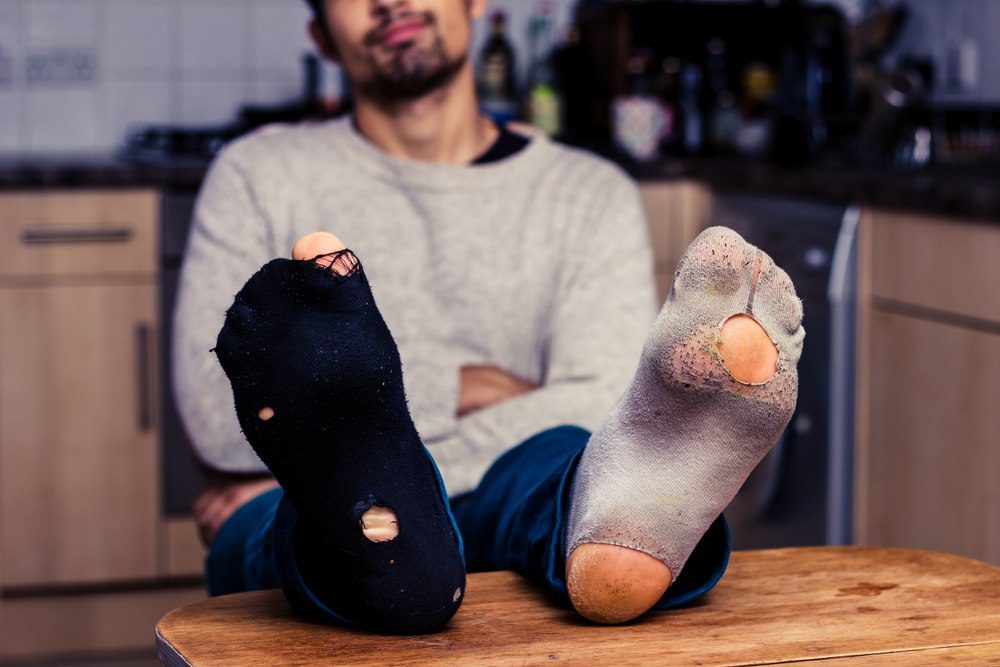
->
<box><xmin>0</xmin><ymin>155</ymin><xmax>207</xmax><ymax>191</ymax></box>
<box><xmin>626</xmin><ymin>156</ymin><xmax>1000</xmax><ymax>223</ymax></box>
<box><xmin>2</xmin><ymin>152</ymin><xmax>999</xmax><ymax>222</ymax></box>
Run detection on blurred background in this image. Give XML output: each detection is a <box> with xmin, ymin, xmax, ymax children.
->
<box><xmin>1</xmin><ymin>1</ymin><xmax>999</xmax><ymax>665</ymax></box>
<box><xmin>0</xmin><ymin>0</ymin><xmax>997</xmax><ymax>158</ymax></box>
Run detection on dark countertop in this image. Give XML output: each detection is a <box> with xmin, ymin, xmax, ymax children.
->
<box><xmin>626</xmin><ymin>156</ymin><xmax>1000</xmax><ymax>223</ymax></box>
<box><xmin>2</xmin><ymin>152</ymin><xmax>998</xmax><ymax>222</ymax></box>
<box><xmin>0</xmin><ymin>154</ymin><xmax>207</xmax><ymax>191</ymax></box>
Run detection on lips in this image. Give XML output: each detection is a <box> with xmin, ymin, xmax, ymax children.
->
<box><xmin>372</xmin><ymin>17</ymin><xmax>429</xmax><ymax>47</ymax></box>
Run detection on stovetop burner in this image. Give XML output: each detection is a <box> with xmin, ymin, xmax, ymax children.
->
<box><xmin>120</xmin><ymin>124</ymin><xmax>246</xmax><ymax>166</ymax></box>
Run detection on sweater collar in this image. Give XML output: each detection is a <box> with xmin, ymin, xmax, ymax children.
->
<box><xmin>325</xmin><ymin>116</ymin><xmax>552</xmax><ymax>191</ymax></box>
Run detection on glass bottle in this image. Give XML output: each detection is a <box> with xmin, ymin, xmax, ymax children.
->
<box><xmin>477</xmin><ymin>10</ymin><xmax>517</xmax><ymax>124</ymax></box>
<box><xmin>525</xmin><ymin>1</ymin><xmax>563</xmax><ymax>136</ymax></box>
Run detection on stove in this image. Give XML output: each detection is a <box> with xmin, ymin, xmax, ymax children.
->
<box><xmin>120</xmin><ymin>124</ymin><xmax>245</xmax><ymax>167</ymax></box>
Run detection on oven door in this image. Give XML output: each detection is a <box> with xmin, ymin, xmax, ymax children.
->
<box><xmin>160</xmin><ymin>189</ymin><xmax>211</xmax><ymax>515</ymax></box>
<box><xmin>709</xmin><ymin>192</ymin><xmax>852</xmax><ymax>550</ymax></box>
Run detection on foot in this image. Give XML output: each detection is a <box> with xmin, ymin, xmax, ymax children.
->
<box><xmin>565</xmin><ymin>226</ymin><xmax>804</xmax><ymax>624</ymax></box>
<box><xmin>214</xmin><ymin>232</ymin><xmax>465</xmax><ymax>633</ymax></box>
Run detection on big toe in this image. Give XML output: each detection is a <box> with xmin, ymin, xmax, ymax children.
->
<box><xmin>292</xmin><ymin>231</ymin><xmax>356</xmax><ymax>275</ymax></box>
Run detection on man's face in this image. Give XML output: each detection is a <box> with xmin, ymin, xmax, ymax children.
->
<box><xmin>314</xmin><ymin>0</ymin><xmax>485</xmax><ymax>103</ymax></box>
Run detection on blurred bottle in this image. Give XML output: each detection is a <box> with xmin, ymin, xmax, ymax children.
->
<box><xmin>651</xmin><ymin>55</ymin><xmax>683</xmax><ymax>153</ymax></box>
<box><xmin>704</xmin><ymin>37</ymin><xmax>739</xmax><ymax>154</ymax></box>
<box><xmin>612</xmin><ymin>50</ymin><xmax>672</xmax><ymax>161</ymax></box>
<box><xmin>525</xmin><ymin>1</ymin><xmax>563</xmax><ymax>136</ymax></box>
<box><xmin>734</xmin><ymin>61</ymin><xmax>778</xmax><ymax>158</ymax></box>
<box><xmin>477</xmin><ymin>10</ymin><xmax>517</xmax><ymax>124</ymax></box>
<box><xmin>679</xmin><ymin>63</ymin><xmax>703</xmax><ymax>155</ymax></box>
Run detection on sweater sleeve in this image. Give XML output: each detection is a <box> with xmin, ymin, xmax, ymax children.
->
<box><xmin>427</xmin><ymin>174</ymin><xmax>658</xmax><ymax>495</ymax></box>
<box><xmin>172</xmin><ymin>144</ymin><xmax>279</xmax><ymax>473</ymax></box>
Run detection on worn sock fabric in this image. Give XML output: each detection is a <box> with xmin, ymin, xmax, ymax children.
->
<box><xmin>565</xmin><ymin>226</ymin><xmax>804</xmax><ymax>580</ymax></box>
<box><xmin>214</xmin><ymin>253</ymin><xmax>465</xmax><ymax>634</ymax></box>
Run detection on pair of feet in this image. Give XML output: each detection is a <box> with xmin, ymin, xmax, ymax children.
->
<box><xmin>214</xmin><ymin>227</ymin><xmax>803</xmax><ymax>632</ymax></box>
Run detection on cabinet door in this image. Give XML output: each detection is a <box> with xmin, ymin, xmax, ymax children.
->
<box><xmin>639</xmin><ymin>181</ymin><xmax>712</xmax><ymax>303</ymax></box>
<box><xmin>859</xmin><ymin>310</ymin><xmax>1000</xmax><ymax>564</ymax></box>
<box><xmin>0</xmin><ymin>283</ymin><xmax>159</xmax><ymax>586</ymax></box>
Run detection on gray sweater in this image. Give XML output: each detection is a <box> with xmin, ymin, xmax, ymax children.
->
<box><xmin>172</xmin><ymin>117</ymin><xmax>657</xmax><ymax>495</ymax></box>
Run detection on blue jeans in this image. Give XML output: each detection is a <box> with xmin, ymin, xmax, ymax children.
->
<box><xmin>207</xmin><ymin>425</ymin><xmax>731</xmax><ymax>621</ymax></box>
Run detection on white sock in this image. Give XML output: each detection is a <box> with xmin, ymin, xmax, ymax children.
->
<box><xmin>565</xmin><ymin>226</ymin><xmax>804</xmax><ymax>580</ymax></box>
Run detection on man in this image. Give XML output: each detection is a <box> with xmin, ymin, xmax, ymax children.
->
<box><xmin>178</xmin><ymin>0</ymin><xmax>655</xmax><ymax>549</ymax></box>
<box><xmin>173</xmin><ymin>0</ymin><xmax>803</xmax><ymax>633</ymax></box>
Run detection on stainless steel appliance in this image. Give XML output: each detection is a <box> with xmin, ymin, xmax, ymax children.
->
<box><xmin>159</xmin><ymin>187</ymin><xmax>208</xmax><ymax>515</ymax></box>
<box><xmin>710</xmin><ymin>193</ymin><xmax>857</xmax><ymax>549</ymax></box>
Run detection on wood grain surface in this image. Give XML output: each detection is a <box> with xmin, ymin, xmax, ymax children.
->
<box><xmin>156</xmin><ymin>547</ymin><xmax>1000</xmax><ymax>666</ymax></box>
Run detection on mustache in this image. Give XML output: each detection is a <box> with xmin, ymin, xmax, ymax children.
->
<box><xmin>364</xmin><ymin>10</ymin><xmax>436</xmax><ymax>46</ymax></box>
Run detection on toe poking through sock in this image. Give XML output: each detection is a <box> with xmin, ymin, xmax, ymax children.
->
<box><xmin>257</xmin><ymin>406</ymin><xmax>275</xmax><ymax>421</ymax></box>
<box><xmin>717</xmin><ymin>314</ymin><xmax>778</xmax><ymax>384</ymax></box>
<box><xmin>291</xmin><ymin>232</ymin><xmax>360</xmax><ymax>276</ymax></box>
<box><xmin>360</xmin><ymin>505</ymin><xmax>399</xmax><ymax>542</ymax></box>
<box><xmin>314</xmin><ymin>249</ymin><xmax>359</xmax><ymax>277</ymax></box>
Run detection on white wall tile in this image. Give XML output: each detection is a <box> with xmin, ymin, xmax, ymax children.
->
<box><xmin>959</xmin><ymin>0</ymin><xmax>990</xmax><ymax>100</ymax></box>
<box><xmin>0</xmin><ymin>1</ymin><xmax>24</xmax><ymax>55</ymax></box>
<box><xmin>25</xmin><ymin>0</ymin><xmax>98</xmax><ymax>49</ymax></box>
<box><xmin>103</xmin><ymin>2</ymin><xmax>176</xmax><ymax>75</ymax></box>
<box><xmin>25</xmin><ymin>88</ymin><xmax>100</xmax><ymax>152</ymax></box>
<box><xmin>0</xmin><ymin>90</ymin><xmax>24</xmax><ymax>152</ymax></box>
<box><xmin>250</xmin><ymin>75</ymin><xmax>307</xmax><ymax>107</ymax></box>
<box><xmin>179</xmin><ymin>3</ymin><xmax>248</xmax><ymax>74</ymax></box>
<box><xmin>983</xmin><ymin>0</ymin><xmax>1000</xmax><ymax>100</ymax></box>
<box><xmin>0</xmin><ymin>1</ymin><xmax>23</xmax><ymax>90</ymax></box>
<box><xmin>101</xmin><ymin>78</ymin><xmax>176</xmax><ymax>148</ymax></box>
<box><xmin>896</xmin><ymin>0</ymin><xmax>1000</xmax><ymax>103</ymax></box>
<box><xmin>252</xmin><ymin>1</ymin><xmax>314</xmax><ymax>75</ymax></box>
<box><xmin>180</xmin><ymin>78</ymin><xmax>245</xmax><ymax>125</ymax></box>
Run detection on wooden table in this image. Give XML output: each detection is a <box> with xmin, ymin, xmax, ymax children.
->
<box><xmin>156</xmin><ymin>547</ymin><xmax>1000</xmax><ymax>665</ymax></box>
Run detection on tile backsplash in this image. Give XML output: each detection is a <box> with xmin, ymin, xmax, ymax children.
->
<box><xmin>0</xmin><ymin>0</ymin><xmax>328</xmax><ymax>154</ymax></box>
<box><xmin>889</xmin><ymin>0</ymin><xmax>1000</xmax><ymax>104</ymax></box>
<box><xmin>0</xmin><ymin>0</ymin><xmax>579</xmax><ymax>156</ymax></box>
<box><xmin>1</xmin><ymin>0</ymin><xmax>992</xmax><ymax>156</ymax></box>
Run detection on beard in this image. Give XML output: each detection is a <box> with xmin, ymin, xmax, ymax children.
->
<box><xmin>355</xmin><ymin>12</ymin><xmax>468</xmax><ymax>104</ymax></box>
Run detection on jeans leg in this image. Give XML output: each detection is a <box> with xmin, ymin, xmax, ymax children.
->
<box><xmin>207</xmin><ymin>424</ymin><xmax>732</xmax><ymax>618</ymax></box>
<box><xmin>450</xmin><ymin>425</ymin><xmax>732</xmax><ymax>609</ymax></box>
<box><xmin>205</xmin><ymin>487</ymin><xmax>353</xmax><ymax>623</ymax></box>
<box><xmin>205</xmin><ymin>487</ymin><xmax>283</xmax><ymax>596</ymax></box>
<box><xmin>205</xmin><ymin>450</ymin><xmax>462</xmax><ymax>627</ymax></box>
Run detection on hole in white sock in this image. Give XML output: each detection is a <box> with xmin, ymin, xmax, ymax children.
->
<box><xmin>360</xmin><ymin>505</ymin><xmax>399</xmax><ymax>542</ymax></box>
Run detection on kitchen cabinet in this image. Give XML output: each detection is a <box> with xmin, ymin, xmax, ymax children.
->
<box><xmin>0</xmin><ymin>190</ymin><xmax>160</xmax><ymax>586</ymax></box>
<box><xmin>638</xmin><ymin>180</ymin><xmax>712</xmax><ymax>302</ymax></box>
<box><xmin>854</xmin><ymin>208</ymin><xmax>1000</xmax><ymax>564</ymax></box>
<box><xmin>0</xmin><ymin>282</ymin><xmax>159</xmax><ymax>585</ymax></box>
<box><xmin>0</xmin><ymin>190</ymin><xmax>205</xmax><ymax>661</ymax></box>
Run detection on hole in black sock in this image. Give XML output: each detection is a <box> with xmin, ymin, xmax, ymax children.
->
<box><xmin>311</xmin><ymin>249</ymin><xmax>361</xmax><ymax>278</ymax></box>
<box><xmin>360</xmin><ymin>505</ymin><xmax>400</xmax><ymax>542</ymax></box>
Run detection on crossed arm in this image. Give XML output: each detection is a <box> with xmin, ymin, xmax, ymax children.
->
<box><xmin>195</xmin><ymin>366</ymin><xmax>535</xmax><ymax>544</ymax></box>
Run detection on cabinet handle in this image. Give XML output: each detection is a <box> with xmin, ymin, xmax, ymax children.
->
<box><xmin>136</xmin><ymin>324</ymin><xmax>153</xmax><ymax>432</ymax></box>
<box><xmin>22</xmin><ymin>226</ymin><xmax>133</xmax><ymax>244</ymax></box>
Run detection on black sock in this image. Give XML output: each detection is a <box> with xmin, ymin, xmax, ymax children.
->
<box><xmin>214</xmin><ymin>252</ymin><xmax>465</xmax><ymax>633</ymax></box>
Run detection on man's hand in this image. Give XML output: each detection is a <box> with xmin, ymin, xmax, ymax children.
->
<box><xmin>193</xmin><ymin>473</ymin><xmax>280</xmax><ymax>547</ymax></box>
<box><xmin>457</xmin><ymin>365</ymin><xmax>539</xmax><ymax>416</ymax></box>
